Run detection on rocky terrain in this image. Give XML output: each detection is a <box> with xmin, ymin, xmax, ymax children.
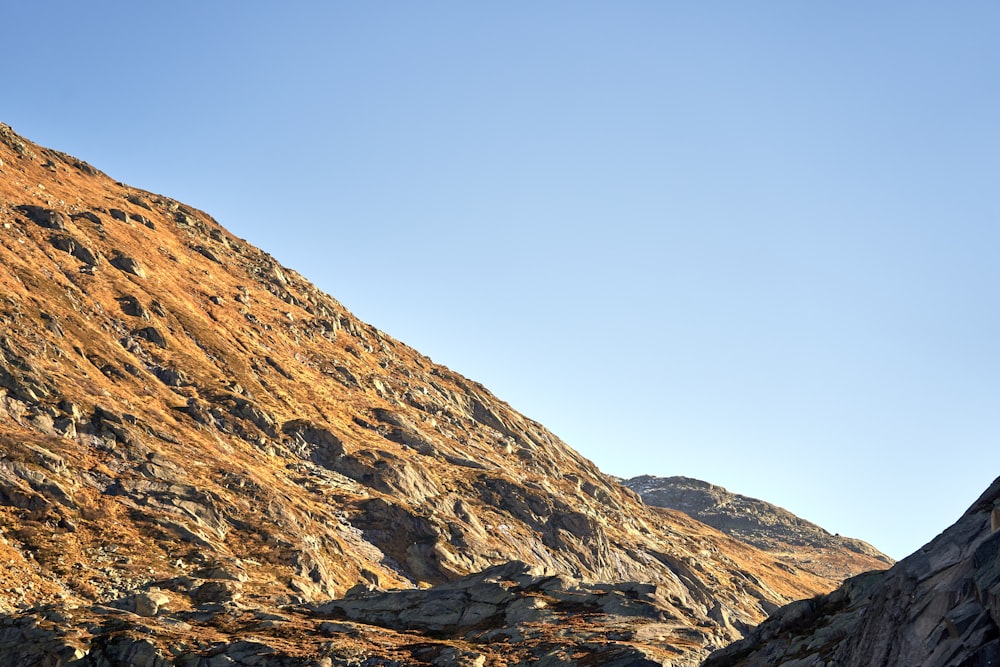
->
<box><xmin>0</xmin><ymin>123</ymin><xmax>885</xmax><ymax>666</ymax></box>
<box><xmin>624</xmin><ymin>475</ymin><xmax>892</xmax><ymax>581</ymax></box>
<box><xmin>703</xmin><ymin>475</ymin><xmax>1000</xmax><ymax>666</ymax></box>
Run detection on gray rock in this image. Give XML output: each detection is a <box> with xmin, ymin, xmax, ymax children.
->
<box><xmin>71</xmin><ymin>210</ymin><xmax>102</xmax><ymax>225</ymax></box>
<box><xmin>282</xmin><ymin>419</ymin><xmax>345</xmax><ymax>466</ymax></box>
<box><xmin>126</xmin><ymin>194</ymin><xmax>153</xmax><ymax>210</ymax></box>
<box><xmin>117</xmin><ymin>295</ymin><xmax>151</xmax><ymax>319</ymax></box>
<box><xmin>101</xmin><ymin>636</ymin><xmax>172</xmax><ymax>667</ymax></box>
<box><xmin>135</xmin><ymin>326</ymin><xmax>168</xmax><ymax>348</ymax></box>
<box><xmin>49</xmin><ymin>233</ymin><xmax>100</xmax><ymax>265</ymax></box>
<box><xmin>131</xmin><ymin>212</ymin><xmax>155</xmax><ymax>228</ymax></box>
<box><xmin>152</xmin><ymin>365</ymin><xmax>188</xmax><ymax>387</ymax></box>
<box><xmin>703</xmin><ymin>476</ymin><xmax>1000</xmax><ymax>667</ymax></box>
<box><xmin>130</xmin><ymin>590</ymin><xmax>171</xmax><ymax>617</ymax></box>
<box><xmin>16</xmin><ymin>205</ymin><xmax>67</xmax><ymax>230</ymax></box>
<box><xmin>194</xmin><ymin>563</ymin><xmax>249</xmax><ymax>583</ymax></box>
<box><xmin>318</xmin><ymin>621</ymin><xmax>357</xmax><ymax>636</ymax></box>
<box><xmin>432</xmin><ymin>647</ymin><xmax>486</xmax><ymax>667</ymax></box>
<box><xmin>111</xmin><ymin>253</ymin><xmax>146</xmax><ymax>277</ymax></box>
<box><xmin>191</xmin><ymin>580</ymin><xmax>243</xmax><ymax>603</ymax></box>
<box><xmin>194</xmin><ymin>245</ymin><xmax>221</xmax><ymax>263</ymax></box>
<box><xmin>504</xmin><ymin>596</ymin><xmax>551</xmax><ymax>625</ymax></box>
<box><xmin>211</xmin><ymin>640</ymin><xmax>278</xmax><ymax>666</ymax></box>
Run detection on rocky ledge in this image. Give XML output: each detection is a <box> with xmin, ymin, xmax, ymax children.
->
<box><xmin>702</xmin><ymin>475</ymin><xmax>1000</xmax><ymax>667</ymax></box>
<box><xmin>0</xmin><ymin>560</ymin><xmax>722</xmax><ymax>666</ymax></box>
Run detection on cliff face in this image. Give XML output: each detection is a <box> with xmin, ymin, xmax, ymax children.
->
<box><xmin>703</xmin><ymin>476</ymin><xmax>1000</xmax><ymax>667</ymax></box>
<box><xmin>0</xmin><ymin>123</ymin><xmax>880</xmax><ymax>666</ymax></box>
<box><xmin>624</xmin><ymin>475</ymin><xmax>893</xmax><ymax>582</ymax></box>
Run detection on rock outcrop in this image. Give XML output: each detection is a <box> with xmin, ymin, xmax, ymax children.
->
<box><xmin>703</xmin><ymin>476</ymin><xmax>1000</xmax><ymax>667</ymax></box>
<box><xmin>0</xmin><ymin>122</ymin><xmax>885</xmax><ymax>665</ymax></box>
<box><xmin>0</xmin><ymin>561</ymin><xmax>715</xmax><ymax>666</ymax></box>
<box><xmin>624</xmin><ymin>475</ymin><xmax>893</xmax><ymax>581</ymax></box>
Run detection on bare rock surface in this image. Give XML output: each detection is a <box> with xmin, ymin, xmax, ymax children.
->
<box><xmin>703</xmin><ymin>476</ymin><xmax>1000</xmax><ymax>667</ymax></box>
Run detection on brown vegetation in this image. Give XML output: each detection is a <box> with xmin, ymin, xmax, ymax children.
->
<box><xmin>0</xmin><ymin>123</ymin><xmax>886</xmax><ymax>665</ymax></box>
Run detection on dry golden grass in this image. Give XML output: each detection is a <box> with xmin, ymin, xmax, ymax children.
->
<box><xmin>0</xmin><ymin>123</ymin><xmax>886</xmax><ymax>664</ymax></box>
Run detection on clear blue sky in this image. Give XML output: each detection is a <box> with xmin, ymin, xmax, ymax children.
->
<box><xmin>6</xmin><ymin>2</ymin><xmax>998</xmax><ymax>560</ymax></box>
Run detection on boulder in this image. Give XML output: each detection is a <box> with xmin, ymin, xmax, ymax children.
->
<box><xmin>191</xmin><ymin>580</ymin><xmax>243</xmax><ymax>604</ymax></box>
<box><xmin>71</xmin><ymin>211</ymin><xmax>102</xmax><ymax>225</ymax></box>
<box><xmin>130</xmin><ymin>590</ymin><xmax>171</xmax><ymax>617</ymax></box>
<box><xmin>131</xmin><ymin>213</ymin><xmax>155</xmax><ymax>228</ymax></box>
<box><xmin>111</xmin><ymin>253</ymin><xmax>146</xmax><ymax>277</ymax></box>
<box><xmin>126</xmin><ymin>194</ymin><xmax>152</xmax><ymax>210</ymax></box>
<box><xmin>117</xmin><ymin>295</ymin><xmax>151</xmax><ymax>319</ymax></box>
<box><xmin>135</xmin><ymin>326</ymin><xmax>167</xmax><ymax>348</ymax></box>
<box><xmin>16</xmin><ymin>205</ymin><xmax>67</xmax><ymax>230</ymax></box>
<box><xmin>49</xmin><ymin>234</ymin><xmax>100</xmax><ymax>265</ymax></box>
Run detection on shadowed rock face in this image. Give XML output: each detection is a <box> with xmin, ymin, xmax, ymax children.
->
<box><xmin>703</xmin><ymin>476</ymin><xmax>1000</xmax><ymax>667</ymax></box>
<box><xmin>624</xmin><ymin>475</ymin><xmax>893</xmax><ymax>581</ymax></box>
<box><xmin>0</xmin><ymin>122</ymin><xmax>883</xmax><ymax>665</ymax></box>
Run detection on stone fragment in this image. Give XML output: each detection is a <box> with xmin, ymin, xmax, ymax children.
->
<box><xmin>71</xmin><ymin>211</ymin><xmax>102</xmax><ymax>225</ymax></box>
<box><xmin>131</xmin><ymin>590</ymin><xmax>171</xmax><ymax>617</ymax></box>
<box><xmin>71</xmin><ymin>158</ymin><xmax>100</xmax><ymax>176</ymax></box>
<box><xmin>117</xmin><ymin>295</ymin><xmax>151</xmax><ymax>319</ymax></box>
<box><xmin>101</xmin><ymin>637</ymin><xmax>171</xmax><ymax>667</ymax></box>
<box><xmin>317</xmin><ymin>621</ymin><xmax>357</xmax><ymax>636</ymax></box>
<box><xmin>194</xmin><ymin>563</ymin><xmax>249</xmax><ymax>582</ymax></box>
<box><xmin>432</xmin><ymin>647</ymin><xmax>486</xmax><ymax>667</ymax></box>
<box><xmin>191</xmin><ymin>579</ymin><xmax>242</xmax><ymax>603</ymax></box>
<box><xmin>135</xmin><ymin>326</ymin><xmax>167</xmax><ymax>348</ymax></box>
<box><xmin>111</xmin><ymin>253</ymin><xmax>146</xmax><ymax>277</ymax></box>
<box><xmin>17</xmin><ymin>205</ymin><xmax>68</xmax><ymax>229</ymax></box>
<box><xmin>49</xmin><ymin>234</ymin><xmax>100</xmax><ymax>265</ymax></box>
<box><xmin>126</xmin><ymin>194</ymin><xmax>153</xmax><ymax>210</ymax></box>
<box><xmin>130</xmin><ymin>213</ymin><xmax>155</xmax><ymax>228</ymax></box>
<box><xmin>194</xmin><ymin>245</ymin><xmax>221</xmax><ymax>263</ymax></box>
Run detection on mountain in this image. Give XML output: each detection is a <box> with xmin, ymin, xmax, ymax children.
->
<box><xmin>703</xmin><ymin>475</ymin><xmax>1000</xmax><ymax>666</ymax></box>
<box><xmin>623</xmin><ymin>475</ymin><xmax>892</xmax><ymax>581</ymax></box>
<box><xmin>0</xmin><ymin>123</ymin><xmax>883</xmax><ymax>666</ymax></box>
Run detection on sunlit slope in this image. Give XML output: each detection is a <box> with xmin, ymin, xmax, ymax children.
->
<box><xmin>0</xmin><ymin>123</ymin><xmax>880</xmax><ymax>665</ymax></box>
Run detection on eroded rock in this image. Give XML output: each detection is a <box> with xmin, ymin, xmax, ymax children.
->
<box><xmin>16</xmin><ymin>205</ymin><xmax>67</xmax><ymax>230</ymax></box>
<box><xmin>111</xmin><ymin>252</ymin><xmax>145</xmax><ymax>277</ymax></box>
<box><xmin>49</xmin><ymin>234</ymin><xmax>100</xmax><ymax>265</ymax></box>
<box><xmin>704</xmin><ymin>477</ymin><xmax>1000</xmax><ymax>667</ymax></box>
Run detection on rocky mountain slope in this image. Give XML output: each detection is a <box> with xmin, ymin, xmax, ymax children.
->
<box><xmin>0</xmin><ymin>123</ymin><xmax>883</xmax><ymax>666</ymax></box>
<box><xmin>703</xmin><ymin>475</ymin><xmax>1000</xmax><ymax>666</ymax></box>
<box><xmin>624</xmin><ymin>475</ymin><xmax>892</xmax><ymax>581</ymax></box>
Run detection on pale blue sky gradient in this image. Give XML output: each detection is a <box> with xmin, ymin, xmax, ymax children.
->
<box><xmin>6</xmin><ymin>2</ymin><xmax>999</xmax><ymax>559</ymax></box>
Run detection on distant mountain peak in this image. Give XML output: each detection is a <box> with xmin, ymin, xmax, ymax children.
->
<box><xmin>623</xmin><ymin>474</ymin><xmax>893</xmax><ymax>581</ymax></box>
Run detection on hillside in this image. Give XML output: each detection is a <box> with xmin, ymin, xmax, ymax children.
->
<box><xmin>624</xmin><ymin>475</ymin><xmax>892</xmax><ymax>581</ymax></box>
<box><xmin>0</xmin><ymin>123</ymin><xmax>883</xmax><ymax>666</ymax></box>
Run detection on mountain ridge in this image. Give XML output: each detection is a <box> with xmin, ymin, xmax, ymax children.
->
<box><xmin>623</xmin><ymin>475</ymin><xmax>892</xmax><ymax>581</ymax></box>
<box><xmin>0</xmin><ymin>122</ymin><xmax>885</xmax><ymax>666</ymax></box>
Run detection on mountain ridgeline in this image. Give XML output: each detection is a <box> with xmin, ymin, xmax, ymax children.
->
<box><xmin>623</xmin><ymin>475</ymin><xmax>892</xmax><ymax>581</ymax></box>
<box><xmin>0</xmin><ymin>123</ymin><xmax>895</xmax><ymax>666</ymax></box>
